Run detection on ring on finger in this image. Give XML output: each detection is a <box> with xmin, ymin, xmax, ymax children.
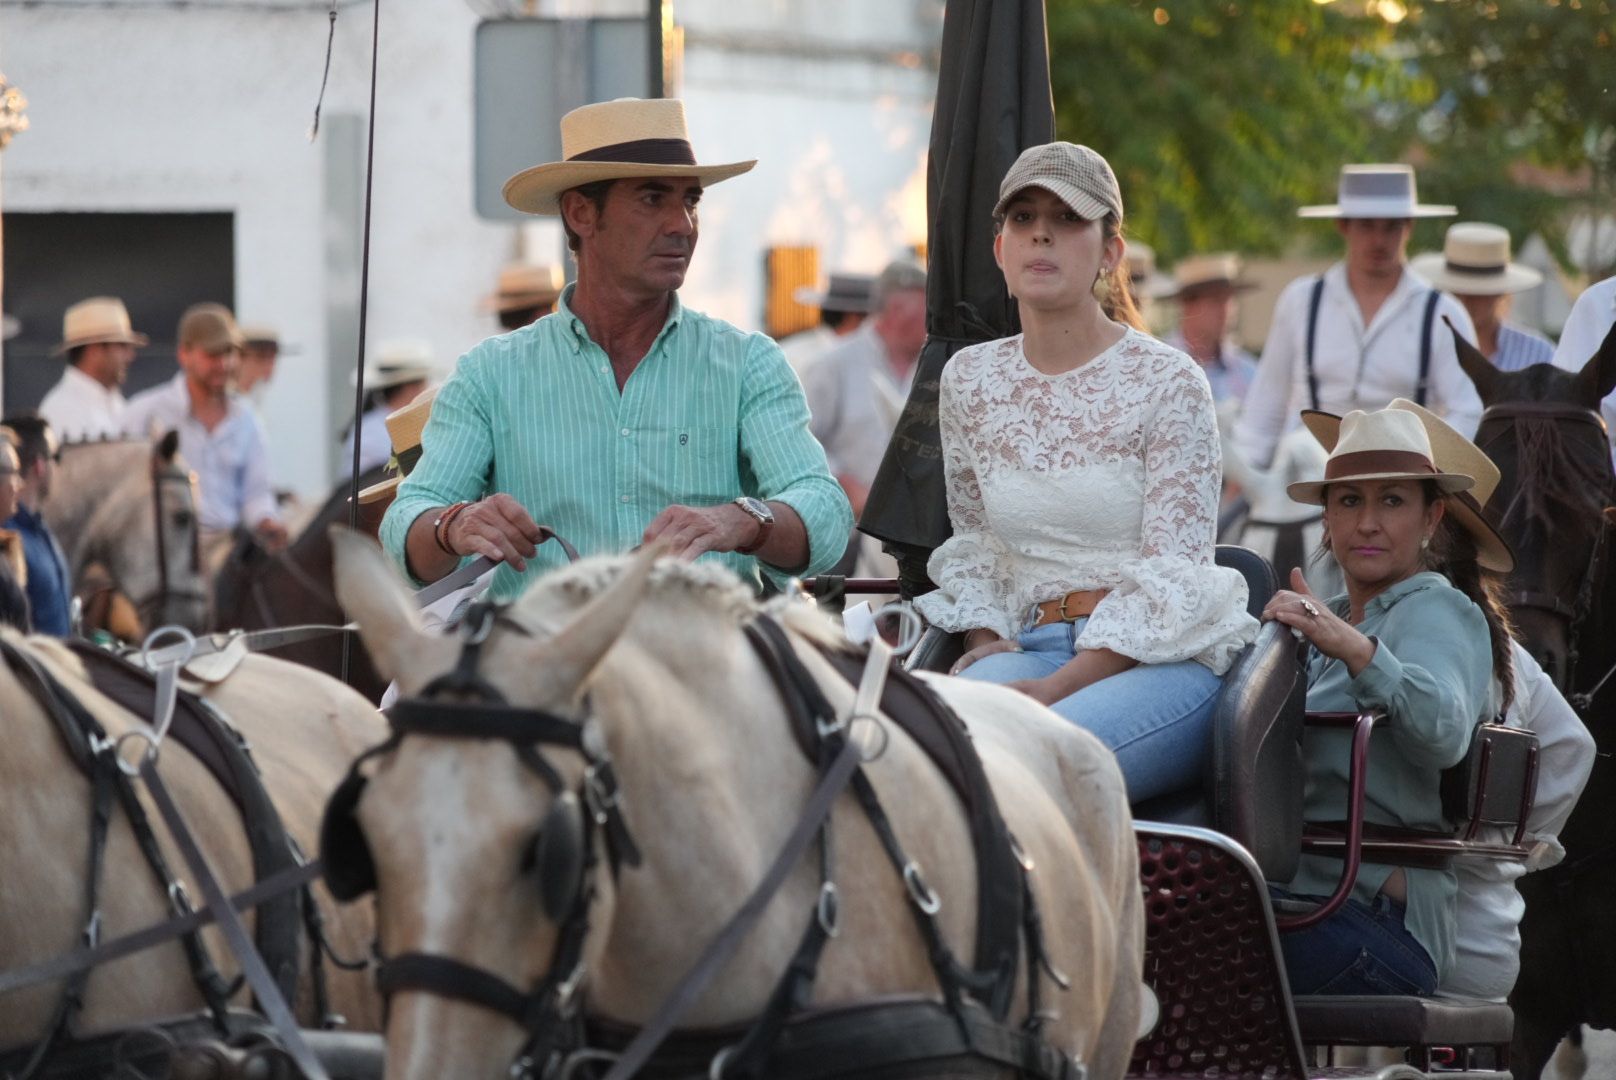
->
<box><xmin>1300</xmin><ymin>600</ymin><xmax>1320</xmax><ymax>618</ymax></box>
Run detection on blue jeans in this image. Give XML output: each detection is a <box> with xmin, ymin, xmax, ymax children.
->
<box><xmin>959</xmin><ymin>619</ymin><xmax>1222</xmax><ymax>802</ymax></box>
<box><xmin>1270</xmin><ymin>887</ymin><xmax>1438</xmax><ymax>996</ymax></box>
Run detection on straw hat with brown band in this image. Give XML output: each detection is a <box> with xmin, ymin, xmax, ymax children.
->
<box><xmin>51</xmin><ymin>297</ymin><xmax>150</xmax><ymax>356</ymax></box>
<box><xmin>357</xmin><ymin>385</ymin><xmax>439</xmax><ymax>508</ymax></box>
<box><xmin>1295</xmin><ymin>402</ymin><xmax>1515</xmax><ymax>574</ymax></box>
<box><xmin>502</xmin><ymin>98</ymin><xmax>756</xmax><ymax>217</ymax></box>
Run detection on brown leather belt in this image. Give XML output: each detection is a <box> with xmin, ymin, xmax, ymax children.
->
<box><xmin>1031</xmin><ymin>588</ymin><xmax>1110</xmax><ymax>628</ymax></box>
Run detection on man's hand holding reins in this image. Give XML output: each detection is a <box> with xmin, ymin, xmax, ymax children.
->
<box><xmin>1262</xmin><ymin>568</ymin><xmax>1377</xmax><ymax>677</ymax></box>
<box><xmin>405</xmin><ymin>493</ymin><xmax>546</xmax><ymax>582</ymax></box>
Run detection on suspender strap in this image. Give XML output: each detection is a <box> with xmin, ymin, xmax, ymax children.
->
<box><xmin>1304</xmin><ymin>276</ymin><xmax>1326</xmax><ymax>412</ymax></box>
<box><xmin>1417</xmin><ymin>289</ymin><xmax>1442</xmax><ymax>407</ymax></box>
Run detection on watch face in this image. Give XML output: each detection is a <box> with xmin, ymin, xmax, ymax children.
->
<box><xmin>737</xmin><ymin>496</ymin><xmax>771</xmax><ymax>519</ymax></box>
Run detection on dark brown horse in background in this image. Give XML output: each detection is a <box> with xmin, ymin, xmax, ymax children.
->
<box><xmin>212</xmin><ymin>466</ymin><xmax>390</xmax><ymax>702</ymax></box>
<box><xmin>1452</xmin><ymin>320</ymin><xmax>1616</xmax><ymax>1080</ymax></box>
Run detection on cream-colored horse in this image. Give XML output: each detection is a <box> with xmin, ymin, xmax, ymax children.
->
<box><xmin>331</xmin><ymin>532</ymin><xmax>1145</xmax><ymax>1080</ymax></box>
<box><xmin>0</xmin><ymin>634</ymin><xmax>386</xmax><ymax>1056</ymax></box>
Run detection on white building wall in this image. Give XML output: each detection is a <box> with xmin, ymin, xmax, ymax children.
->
<box><xmin>1</xmin><ymin>0</ymin><xmax>938</xmax><ymax>499</ymax></box>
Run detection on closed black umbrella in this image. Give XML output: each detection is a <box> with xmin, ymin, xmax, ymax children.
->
<box><xmin>858</xmin><ymin>0</ymin><xmax>1055</xmax><ymax>597</ymax></box>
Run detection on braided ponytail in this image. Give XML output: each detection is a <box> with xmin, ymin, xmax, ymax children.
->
<box><xmin>1429</xmin><ymin>511</ymin><xmax>1516</xmax><ymax>714</ymax></box>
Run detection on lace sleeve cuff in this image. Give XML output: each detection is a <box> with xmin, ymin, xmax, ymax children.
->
<box><xmin>1076</xmin><ymin>555</ymin><xmax>1258</xmax><ymax>674</ymax></box>
<box><xmin>914</xmin><ymin>533</ymin><xmax>1020</xmax><ymax>638</ymax></box>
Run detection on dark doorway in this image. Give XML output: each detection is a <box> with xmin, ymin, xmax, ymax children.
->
<box><xmin>2</xmin><ymin>211</ymin><xmax>234</xmax><ymax>414</ymax></box>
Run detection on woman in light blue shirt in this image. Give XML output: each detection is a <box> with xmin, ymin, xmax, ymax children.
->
<box><xmin>1261</xmin><ymin>405</ymin><xmax>1516</xmax><ymax>996</ymax></box>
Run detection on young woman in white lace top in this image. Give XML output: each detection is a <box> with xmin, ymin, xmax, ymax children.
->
<box><xmin>914</xmin><ymin>142</ymin><xmax>1258</xmax><ymax>801</ymax></box>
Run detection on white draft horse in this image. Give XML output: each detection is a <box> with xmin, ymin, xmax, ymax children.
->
<box><xmin>0</xmin><ymin>634</ymin><xmax>387</xmax><ymax>1060</ymax></box>
<box><xmin>329</xmin><ymin>532</ymin><xmax>1147</xmax><ymax>1080</ymax></box>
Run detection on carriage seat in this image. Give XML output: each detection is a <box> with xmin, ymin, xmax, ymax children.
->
<box><xmin>1291</xmin><ymin>996</ymin><xmax>1513</xmax><ymax>1066</ymax></box>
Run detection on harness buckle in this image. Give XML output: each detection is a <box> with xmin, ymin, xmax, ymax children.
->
<box><xmin>83</xmin><ymin>909</ymin><xmax>103</xmax><ymax>948</ymax></box>
<box><xmin>553</xmin><ymin>959</ymin><xmax>587</xmax><ymax>1013</ymax></box>
<box><xmin>902</xmin><ymin>861</ymin><xmax>942</xmax><ymax>916</ymax></box>
<box><xmin>583</xmin><ymin>765</ymin><xmax>619</xmax><ymax>825</ymax></box>
<box><xmin>816</xmin><ymin>881</ymin><xmax>841</xmax><ymax>938</ymax></box>
<box><xmin>167</xmin><ymin>880</ymin><xmax>196</xmax><ymax>915</ymax></box>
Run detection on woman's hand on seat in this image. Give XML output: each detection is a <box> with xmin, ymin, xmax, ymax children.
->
<box><xmin>1263</xmin><ymin>569</ymin><xmax>1377</xmax><ymax>676</ymax></box>
<box><xmin>950</xmin><ymin>631</ymin><xmax>1019</xmax><ymax>676</ymax></box>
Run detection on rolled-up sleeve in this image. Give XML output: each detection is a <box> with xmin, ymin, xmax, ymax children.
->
<box><xmin>737</xmin><ymin>335</ymin><xmax>853</xmax><ymax>585</ymax></box>
<box><xmin>379</xmin><ymin>348</ymin><xmax>495</xmax><ymax>584</ymax></box>
<box><xmin>1349</xmin><ymin>586</ymin><xmax>1492</xmax><ymax>770</ymax></box>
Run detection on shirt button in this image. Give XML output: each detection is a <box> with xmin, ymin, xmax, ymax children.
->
<box><xmin>620</xmin><ymin>495</ymin><xmax>631</xmax><ymax>503</ymax></box>
<box><xmin>620</xmin><ymin>427</ymin><xmax>631</xmax><ymax>436</ymax></box>
<box><xmin>600</xmin><ymin>365</ymin><xmax>609</xmax><ymax>374</ymax></box>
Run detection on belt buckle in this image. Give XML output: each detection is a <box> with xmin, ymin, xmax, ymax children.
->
<box><xmin>1057</xmin><ymin>591</ymin><xmax>1080</xmax><ymax>622</ymax></box>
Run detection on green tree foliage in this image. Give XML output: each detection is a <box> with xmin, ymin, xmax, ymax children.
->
<box><xmin>1390</xmin><ymin>0</ymin><xmax>1616</xmax><ymax>276</ymax></box>
<box><xmin>1047</xmin><ymin>0</ymin><xmax>1406</xmax><ymax>259</ymax></box>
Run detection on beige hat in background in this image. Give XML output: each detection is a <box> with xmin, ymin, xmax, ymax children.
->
<box><xmin>177</xmin><ymin>303</ymin><xmax>245</xmax><ymax>353</ymax></box>
<box><xmin>993</xmin><ymin>142</ymin><xmax>1124</xmax><ymax>223</ymax></box>
<box><xmin>1410</xmin><ymin>222</ymin><xmax>1542</xmax><ymax>297</ymax></box>
<box><xmin>52</xmin><ymin>296</ymin><xmax>149</xmax><ymax>356</ymax></box>
<box><xmin>794</xmin><ymin>272</ymin><xmax>877</xmax><ymax>313</ymax></box>
<box><xmin>357</xmin><ymin>385</ymin><xmax>440</xmax><ymax>505</ymax></box>
<box><xmin>1158</xmin><ymin>253</ymin><xmax>1257</xmax><ymax>301</ymax></box>
<box><xmin>1299</xmin><ymin>400</ymin><xmax>1515</xmax><ymax>573</ymax></box>
<box><xmin>485</xmin><ymin>263</ymin><xmax>565</xmax><ymax>313</ymax></box>
<box><xmin>503</xmin><ymin>98</ymin><xmax>756</xmax><ymax>217</ymax></box>
<box><xmin>1298</xmin><ymin>164</ymin><xmax>1456</xmax><ymax>220</ymax></box>
<box><xmin>357</xmin><ymin>339</ymin><xmax>438</xmax><ymax>391</ymax></box>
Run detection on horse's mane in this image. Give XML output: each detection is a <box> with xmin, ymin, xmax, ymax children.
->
<box><xmin>1498</xmin><ymin>416</ymin><xmax>1613</xmax><ymax>532</ymax></box>
<box><xmin>521</xmin><ymin>554</ymin><xmax>848</xmax><ymax>650</ymax></box>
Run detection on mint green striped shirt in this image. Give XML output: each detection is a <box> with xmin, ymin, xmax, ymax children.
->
<box><xmin>380</xmin><ymin>285</ymin><xmax>852</xmax><ymax>600</ymax></box>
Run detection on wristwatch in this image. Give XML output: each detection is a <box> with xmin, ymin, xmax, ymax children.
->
<box><xmin>733</xmin><ymin>496</ymin><xmax>774</xmax><ymax>555</ymax></box>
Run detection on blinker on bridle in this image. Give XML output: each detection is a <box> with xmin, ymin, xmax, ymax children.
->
<box><xmin>319</xmin><ymin>600</ymin><xmax>641</xmax><ymax>1080</ymax></box>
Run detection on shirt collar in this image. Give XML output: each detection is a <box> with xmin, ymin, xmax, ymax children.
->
<box><xmin>1329</xmin><ymin>570</ymin><xmax>1448</xmax><ymax>620</ymax></box>
<box><xmin>63</xmin><ymin>364</ymin><xmax>119</xmax><ymax>400</ymax></box>
<box><xmin>7</xmin><ymin>504</ymin><xmax>44</xmax><ymax>529</ymax></box>
<box><xmin>556</xmin><ymin>283</ymin><xmax>685</xmax><ymax>353</ymax></box>
<box><xmin>1325</xmin><ymin>260</ymin><xmax>1428</xmax><ymax>308</ymax></box>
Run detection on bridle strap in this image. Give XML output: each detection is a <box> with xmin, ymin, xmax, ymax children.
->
<box><xmin>387</xmin><ymin>698</ymin><xmax>589</xmax><ymax>749</ymax></box>
<box><xmin>377</xmin><ymin>953</ymin><xmax>536</xmax><ymax>1025</ymax></box>
<box><xmin>1510</xmin><ymin>591</ymin><xmax>1580</xmax><ymax>622</ymax></box>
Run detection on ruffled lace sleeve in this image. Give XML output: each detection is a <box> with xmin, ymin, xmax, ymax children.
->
<box><xmin>1076</xmin><ymin>361</ymin><xmax>1258</xmax><ymax>673</ymax></box>
<box><xmin>914</xmin><ymin>362</ymin><xmax>1019</xmax><ymax>638</ymax></box>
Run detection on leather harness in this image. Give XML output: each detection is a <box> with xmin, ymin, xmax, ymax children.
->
<box><xmin>322</xmin><ymin>603</ymin><xmax>1081</xmax><ymax>1079</ymax></box>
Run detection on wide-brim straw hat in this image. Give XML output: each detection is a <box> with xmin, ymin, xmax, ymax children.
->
<box><xmin>52</xmin><ymin>296</ymin><xmax>150</xmax><ymax>356</ymax></box>
<box><xmin>503</xmin><ymin>98</ymin><xmax>756</xmax><ymax>217</ymax></box>
<box><xmin>1288</xmin><ymin>407</ymin><xmax>1473</xmax><ymax>504</ymax></box>
<box><xmin>1298</xmin><ymin>164</ymin><xmax>1456</xmax><ymax>220</ymax></box>
<box><xmin>484</xmin><ymin>263</ymin><xmax>565</xmax><ymax>313</ymax></box>
<box><xmin>1157</xmin><ymin>252</ymin><xmax>1258</xmax><ymax>302</ymax></box>
<box><xmin>1296</xmin><ymin>402</ymin><xmax>1514</xmax><ymax>573</ymax></box>
<box><xmin>1410</xmin><ymin>222</ymin><xmax>1542</xmax><ymax>296</ymax></box>
<box><xmin>357</xmin><ymin>385</ymin><xmax>439</xmax><ymax>505</ymax></box>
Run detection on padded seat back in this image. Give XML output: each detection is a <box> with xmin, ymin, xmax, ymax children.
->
<box><xmin>1208</xmin><ymin>621</ymin><xmax>1307</xmax><ymax>881</ymax></box>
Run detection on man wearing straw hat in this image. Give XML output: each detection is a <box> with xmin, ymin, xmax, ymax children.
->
<box><xmin>487</xmin><ymin>263</ymin><xmax>565</xmax><ymax>331</ymax></box>
<box><xmin>1160</xmin><ymin>252</ymin><xmax>1260</xmax><ymax>406</ymax></box>
<box><xmin>381</xmin><ymin>98</ymin><xmax>851</xmax><ymax>599</ymax></box>
<box><xmin>341</xmin><ymin>340</ymin><xmax>437</xmax><ymax>474</ymax></box>
<box><xmin>1233</xmin><ymin>164</ymin><xmax>1482</xmax><ymax>468</ymax></box>
<box><xmin>39</xmin><ymin>296</ymin><xmax>149</xmax><ymax>441</ymax></box>
<box><xmin>236</xmin><ymin>323</ymin><xmax>291</xmax><ymax>404</ymax></box>
<box><xmin>1411</xmin><ymin>223</ymin><xmax>1552</xmax><ymax>372</ymax></box>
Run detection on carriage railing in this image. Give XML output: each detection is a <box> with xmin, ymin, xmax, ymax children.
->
<box><xmin>1282</xmin><ymin>710</ymin><xmax>1540</xmax><ymax>932</ymax></box>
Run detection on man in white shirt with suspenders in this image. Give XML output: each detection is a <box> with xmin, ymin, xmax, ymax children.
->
<box><xmin>1235</xmin><ymin>164</ymin><xmax>1482</xmax><ymax>468</ymax></box>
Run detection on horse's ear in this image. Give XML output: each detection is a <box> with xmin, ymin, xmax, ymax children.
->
<box><xmin>1571</xmin><ymin>320</ymin><xmax>1616</xmax><ymax>409</ymax></box>
<box><xmin>155</xmin><ymin>429</ymin><xmax>180</xmax><ymax>463</ymax></box>
<box><xmin>330</xmin><ymin>526</ymin><xmax>439</xmax><ymax>684</ymax></box>
<box><xmin>1445</xmin><ymin>316</ymin><xmax>1499</xmax><ymax>405</ymax></box>
<box><xmin>520</xmin><ymin>541</ymin><xmax>664</xmax><ymax>704</ymax></box>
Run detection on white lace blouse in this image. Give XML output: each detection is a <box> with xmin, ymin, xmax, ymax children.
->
<box><xmin>915</xmin><ymin>329</ymin><xmax>1258</xmax><ymax>675</ymax></box>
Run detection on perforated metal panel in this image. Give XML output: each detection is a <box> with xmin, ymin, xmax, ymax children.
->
<box><xmin>1131</xmin><ymin>825</ymin><xmax>1309</xmax><ymax>1080</ymax></box>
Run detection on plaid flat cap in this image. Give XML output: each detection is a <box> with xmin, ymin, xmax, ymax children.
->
<box><xmin>993</xmin><ymin>142</ymin><xmax>1124</xmax><ymax>223</ymax></box>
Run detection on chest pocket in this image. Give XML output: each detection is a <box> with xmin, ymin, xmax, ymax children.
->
<box><xmin>641</xmin><ymin>425</ymin><xmax>738</xmax><ymax>505</ymax></box>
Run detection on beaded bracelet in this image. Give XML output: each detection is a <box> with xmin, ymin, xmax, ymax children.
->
<box><xmin>433</xmin><ymin>501</ymin><xmax>472</xmax><ymax>555</ymax></box>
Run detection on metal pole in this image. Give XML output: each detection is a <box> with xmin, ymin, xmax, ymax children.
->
<box><xmin>648</xmin><ymin>0</ymin><xmax>667</xmax><ymax>98</ymax></box>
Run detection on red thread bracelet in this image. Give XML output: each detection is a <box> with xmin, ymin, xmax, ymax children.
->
<box><xmin>434</xmin><ymin>501</ymin><xmax>472</xmax><ymax>555</ymax></box>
